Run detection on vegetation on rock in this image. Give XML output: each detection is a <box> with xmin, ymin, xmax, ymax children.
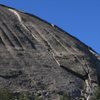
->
<box><xmin>93</xmin><ymin>87</ymin><xmax>100</xmax><ymax>100</ymax></box>
<box><xmin>0</xmin><ymin>89</ymin><xmax>44</xmax><ymax>100</ymax></box>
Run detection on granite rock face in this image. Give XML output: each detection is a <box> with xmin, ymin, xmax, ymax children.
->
<box><xmin>0</xmin><ymin>5</ymin><xmax>100</xmax><ymax>100</ymax></box>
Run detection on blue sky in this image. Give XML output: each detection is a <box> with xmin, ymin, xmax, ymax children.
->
<box><xmin>0</xmin><ymin>0</ymin><xmax>100</xmax><ymax>53</ymax></box>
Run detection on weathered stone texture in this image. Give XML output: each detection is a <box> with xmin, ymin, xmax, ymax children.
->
<box><xmin>0</xmin><ymin>4</ymin><xmax>100</xmax><ymax>100</ymax></box>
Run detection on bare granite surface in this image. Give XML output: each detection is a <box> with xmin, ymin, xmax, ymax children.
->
<box><xmin>0</xmin><ymin>4</ymin><xmax>100</xmax><ymax>100</ymax></box>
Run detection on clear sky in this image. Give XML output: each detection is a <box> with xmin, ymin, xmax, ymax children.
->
<box><xmin>0</xmin><ymin>0</ymin><xmax>100</xmax><ymax>54</ymax></box>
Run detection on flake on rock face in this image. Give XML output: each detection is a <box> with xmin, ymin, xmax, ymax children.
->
<box><xmin>0</xmin><ymin>4</ymin><xmax>100</xmax><ymax>100</ymax></box>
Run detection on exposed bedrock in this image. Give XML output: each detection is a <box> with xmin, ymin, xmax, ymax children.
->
<box><xmin>0</xmin><ymin>4</ymin><xmax>100</xmax><ymax>100</ymax></box>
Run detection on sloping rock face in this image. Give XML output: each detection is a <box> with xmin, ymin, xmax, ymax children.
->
<box><xmin>0</xmin><ymin>5</ymin><xmax>100</xmax><ymax>100</ymax></box>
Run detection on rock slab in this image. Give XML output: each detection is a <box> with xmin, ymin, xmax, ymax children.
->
<box><xmin>0</xmin><ymin>4</ymin><xmax>100</xmax><ymax>100</ymax></box>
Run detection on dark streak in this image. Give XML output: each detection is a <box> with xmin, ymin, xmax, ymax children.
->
<box><xmin>15</xmin><ymin>25</ymin><xmax>36</xmax><ymax>49</ymax></box>
<box><xmin>60</xmin><ymin>65</ymin><xmax>88</xmax><ymax>81</ymax></box>
<box><xmin>0</xmin><ymin>71</ymin><xmax>22</xmax><ymax>79</ymax></box>
<box><xmin>0</xmin><ymin>27</ymin><xmax>15</xmax><ymax>47</ymax></box>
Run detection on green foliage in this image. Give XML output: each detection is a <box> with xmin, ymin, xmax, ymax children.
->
<box><xmin>60</xmin><ymin>93</ymin><xmax>71</xmax><ymax>100</ymax></box>
<box><xmin>0</xmin><ymin>89</ymin><xmax>71</xmax><ymax>100</ymax></box>
<box><xmin>0</xmin><ymin>89</ymin><xmax>14</xmax><ymax>100</ymax></box>
<box><xmin>34</xmin><ymin>96</ymin><xmax>42</xmax><ymax>100</ymax></box>
<box><xmin>0</xmin><ymin>89</ymin><xmax>43</xmax><ymax>100</ymax></box>
<box><xmin>18</xmin><ymin>92</ymin><xmax>31</xmax><ymax>100</ymax></box>
<box><xmin>93</xmin><ymin>87</ymin><xmax>100</xmax><ymax>100</ymax></box>
<box><xmin>18</xmin><ymin>91</ymin><xmax>43</xmax><ymax>100</ymax></box>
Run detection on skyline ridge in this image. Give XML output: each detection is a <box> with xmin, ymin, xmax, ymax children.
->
<box><xmin>0</xmin><ymin>1</ymin><xmax>99</xmax><ymax>53</ymax></box>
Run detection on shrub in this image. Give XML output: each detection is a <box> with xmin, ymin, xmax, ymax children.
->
<box><xmin>0</xmin><ymin>89</ymin><xmax>14</xmax><ymax>100</ymax></box>
<box><xmin>93</xmin><ymin>87</ymin><xmax>100</xmax><ymax>100</ymax></box>
<box><xmin>60</xmin><ymin>93</ymin><xmax>71</xmax><ymax>100</ymax></box>
<box><xmin>18</xmin><ymin>92</ymin><xmax>31</xmax><ymax>100</ymax></box>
